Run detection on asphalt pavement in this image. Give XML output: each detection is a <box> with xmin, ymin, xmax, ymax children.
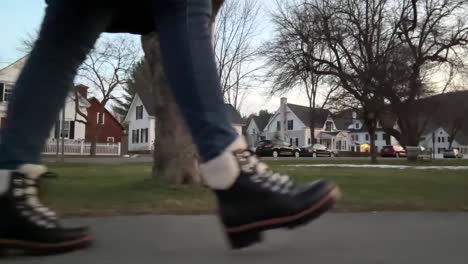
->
<box><xmin>3</xmin><ymin>213</ymin><xmax>468</xmax><ymax>264</ymax></box>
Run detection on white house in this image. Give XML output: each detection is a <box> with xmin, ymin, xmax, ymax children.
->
<box><xmin>0</xmin><ymin>57</ymin><xmax>90</xmax><ymax>142</ymax></box>
<box><xmin>344</xmin><ymin>112</ymin><xmax>399</xmax><ymax>152</ymax></box>
<box><xmin>125</xmin><ymin>91</ymin><xmax>245</xmax><ymax>152</ymax></box>
<box><xmin>419</xmin><ymin>127</ymin><xmax>468</xmax><ymax>158</ymax></box>
<box><xmin>258</xmin><ymin>98</ymin><xmax>350</xmax><ymax>151</ymax></box>
<box><xmin>245</xmin><ymin>113</ymin><xmax>273</xmax><ymax>147</ymax></box>
<box><xmin>124</xmin><ymin>91</ymin><xmax>156</xmax><ymax>152</ymax></box>
<box><xmin>318</xmin><ymin>115</ymin><xmax>350</xmax><ymax>151</ymax></box>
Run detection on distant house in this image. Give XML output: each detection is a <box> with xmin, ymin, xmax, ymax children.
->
<box><xmin>245</xmin><ymin>113</ymin><xmax>273</xmax><ymax>147</ymax></box>
<box><xmin>74</xmin><ymin>85</ymin><xmax>124</xmax><ymax>143</ymax></box>
<box><xmin>416</xmin><ymin>91</ymin><xmax>468</xmax><ymax>157</ymax></box>
<box><xmin>337</xmin><ymin>110</ymin><xmax>399</xmax><ymax>152</ymax></box>
<box><xmin>125</xmin><ymin>90</ymin><xmax>245</xmax><ymax>153</ymax></box>
<box><xmin>124</xmin><ymin>91</ymin><xmax>156</xmax><ymax>152</ymax></box>
<box><xmin>0</xmin><ymin>57</ymin><xmax>90</xmax><ymax>141</ymax></box>
<box><xmin>262</xmin><ymin>98</ymin><xmax>348</xmax><ymax>150</ymax></box>
<box><xmin>225</xmin><ymin>104</ymin><xmax>245</xmax><ymax>135</ymax></box>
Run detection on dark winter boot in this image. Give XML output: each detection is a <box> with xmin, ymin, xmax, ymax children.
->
<box><xmin>201</xmin><ymin>138</ymin><xmax>340</xmax><ymax>249</ymax></box>
<box><xmin>0</xmin><ymin>165</ymin><xmax>93</xmax><ymax>254</ymax></box>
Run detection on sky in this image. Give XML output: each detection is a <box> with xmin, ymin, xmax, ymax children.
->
<box><xmin>0</xmin><ymin>0</ymin><xmax>313</xmax><ymax>116</ymax></box>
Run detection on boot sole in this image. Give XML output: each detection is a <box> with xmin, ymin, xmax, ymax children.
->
<box><xmin>224</xmin><ymin>184</ymin><xmax>341</xmax><ymax>249</ymax></box>
<box><xmin>0</xmin><ymin>234</ymin><xmax>94</xmax><ymax>255</ymax></box>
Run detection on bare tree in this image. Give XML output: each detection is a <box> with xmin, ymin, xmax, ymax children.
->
<box><xmin>214</xmin><ymin>0</ymin><xmax>262</xmax><ymax>110</ymax></box>
<box><xmin>266</xmin><ymin>2</ymin><xmax>338</xmax><ymax>144</ymax></box>
<box><xmin>380</xmin><ymin>0</ymin><xmax>468</xmax><ymax>147</ymax></box>
<box><xmin>78</xmin><ymin>36</ymin><xmax>140</xmax><ymax>155</ymax></box>
<box><xmin>270</xmin><ymin>0</ymin><xmax>403</xmax><ymax>163</ymax></box>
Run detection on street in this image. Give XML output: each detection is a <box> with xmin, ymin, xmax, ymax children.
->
<box><xmin>3</xmin><ymin>213</ymin><xmax>468</xmax><ymax>264</ymax></box>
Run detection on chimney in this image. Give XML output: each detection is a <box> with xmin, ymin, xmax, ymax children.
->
<box><xmin>75</xmin><ymin>84</ymin><xmax>89</xmax><ymax>99</ymax></box>
<box><xmin>280</xmin><ymin>97</ymin><xmax>287</xmax><ymax>141</ymax></box>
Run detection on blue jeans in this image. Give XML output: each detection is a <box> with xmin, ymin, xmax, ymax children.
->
<box><xmin>0</xmin><ymin>0</ymin><xmax>237</xmax><ymax>169</ymax></box>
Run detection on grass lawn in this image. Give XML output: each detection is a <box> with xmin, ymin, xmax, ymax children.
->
<box><xmin>41</xmin><ymin>160</ymin><xmax>468</xmax><ymax>217</ymax></box>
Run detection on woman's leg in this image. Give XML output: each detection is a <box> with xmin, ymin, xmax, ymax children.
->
<box><xmin>0</xmin><ymin>2</ymin><xmax>113</xmax><ymax>169</ymax></box>
<box><xmin>152</xmin><ymin>0</ymin><xmax>238</xmax><ymax>163</ymax></box>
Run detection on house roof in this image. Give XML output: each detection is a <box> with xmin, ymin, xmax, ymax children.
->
<box><xmin>88</xmin><ymin>97</ymin><xmax>125</xmax><ymax>130</ymax></box>
<box><xmin>455</xmin><ymin>132</ymin><xmax>468</xmax><ymax>145</ymax></box>
<box><xmin>332</xmin><ymin>117</ymin><xmax>352</xmax><ymax>131</ymax></box>
<box><xmin>253</xmin><ymin>114</ymin><xmax>273</xmax><ymax>131</ymax></box>
<box><xmin>287</xmin><ymin>103</ymin><xmax>331</xmax><ymax>128</ymax></box>
<box><xmin>138</xmin><ymin>90</ymin><xmax>156</xmax><ymax>117</ymax></box>
<box><xmin>225</xmin><ymin>104</ymin><xmax>244</xmax><ymax>125</ymax></box>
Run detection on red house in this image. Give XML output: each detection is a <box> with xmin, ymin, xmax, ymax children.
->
<box><xmin>76</xmin><ymin>85</ymin><xmax>124</xmax><ymax>143</ymax></box>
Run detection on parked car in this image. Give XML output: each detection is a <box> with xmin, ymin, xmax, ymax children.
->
<box><xmin>300</xmin><ymin>144</ymin><xmax>338</xmax><ymax>158</ymax></box>
<box><xmin>255</xmin><ymin>140</ymin><xmax>301</xmax><ymax>158</ymax></box>
<box><xmin>443</xmin><ymin>149</ymin><xmax>464</xmax><ymax>159</ymax></box>
<box><xmin>381</xmin><ymin>145</ymin><xmax>407</xmax><ymax>158</ymax></box>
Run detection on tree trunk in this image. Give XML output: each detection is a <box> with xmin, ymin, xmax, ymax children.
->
<box><xmin>364</xmin><ymin>110</ymin><xmax>378</xmax><ymax>164</ymax></box>
<box><xmin>368</xmin><ymin>126</ymin><xmax>378</xmax><ymax>164</ymax></box>
<box><xmin>89</xmin><ymin>123</ymin><xmax>104</xmax><ymax>156</ymax></box>
<box><xmin>141</xmin><ymin>35</ymin><xmax>201</xmax><ymax>185</ymax></box>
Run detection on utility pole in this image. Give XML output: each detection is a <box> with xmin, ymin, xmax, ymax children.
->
<box><xmin>61</xmin><ymin>107</ymin><xmax>65</xmax><ymax>162</ymax></box>
<box><xmin>55</xmin><ymin>114</ymin><xmax>60</xmax><ymax>162</ymax></box>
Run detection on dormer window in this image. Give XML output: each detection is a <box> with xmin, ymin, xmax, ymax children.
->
<box><xmin>325</xmin><ymin>121</ymin><xmax>333</xmax><ymax>131</ymax></box>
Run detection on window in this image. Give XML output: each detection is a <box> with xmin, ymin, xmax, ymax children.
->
<box><xmin>290</xmin><ymin>138</ymin><xmax>293</xmax><ymax>145</ymax></box>
<box><xmin>96</xmin><ymin>112</ymin><xmax>105</xmax><ymax>124</ymax></box>
<box><xmin>438</xmin><ymin>137</ymin><xmax>441</xmax><ymax>143</ymax></box>
<box><xmin>107</xmin><ymin>137</ymin><xmax>115</xmax><ymax>143</ymax></box>
<box><xmin>442</xmin><ymin>137</ymin><xmax>445</xmax><ymax>143</ymax></box>
<box><xmin>374</xmin><ymin>134</ymin><xmax>378</xmax><ymax>140</ymax></box>
<box><xmin>136</xmin><ymin>105</ymin><xmax>144</xmax><ymax>120</ymax></box>
<box><xmin>295</xmin><ymin>138</ymin><xmax>299</xmax><ymax>147</ymax></box>
<box><xmin>355</xmin><ymin>123</ymin><xmax>359</xmax><ymax>129</ymax></box>
<box><xmin>365</xmin><ymin>134</ymin><xmax>370</xmax><ymax>141</ymax></box>
<box><xmin>276</xmin><ymin>121</ymin><xmax>281</xmax><ymax>131</ymax></box>
<box><xmin>0</xmin><ymin>83</ymin><xmax>13</xmax><ymax>102</ymax></box>
<box><xmin>60</xmin><ymin>120</ymin><xmax>70</xmax><ymax>139</ymax></box>
<box><xmin>252</xmin><ymin>128</ymin><xmax>256</xmax><ymax>134</ymax></box>
<box><xmin>308</xmin><ymin>138</ymin><xmax>311</xmax><ymax>144</ymax></box>
<box><xmin>325</xmin><ymin>121</ymin><xmax>333</xmax><ymax>131</ymax></box>
<box><xmin>140</xmin><ymin>128</ymin><xmax>149</xmax><ymax>143</ymax></box>
<box><xmin>287</xmin><ymin>120</ymin><xmax>294</xmax><ymax>130</ymax></box>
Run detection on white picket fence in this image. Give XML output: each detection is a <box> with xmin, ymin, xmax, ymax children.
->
<box><xmin>43</xmin><ymin>141</ymin><xmax>121</xmax><ymax>156</ymax></box>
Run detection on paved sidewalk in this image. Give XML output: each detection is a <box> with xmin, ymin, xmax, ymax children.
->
<box><xmin>3</xmin><ymin>213</ymin><xmax>468</xmax><ymax>264</ymax></box>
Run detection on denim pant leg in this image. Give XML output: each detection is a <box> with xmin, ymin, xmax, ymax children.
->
<box><xmin>0</xmin><ymin>3</ymin><xmax>113</xmax><ymax>169</ymax></box>
<box><xmin>152</xmin><ymin>0</ymin><xmax>238</xmax><ymax>162</ymax></box>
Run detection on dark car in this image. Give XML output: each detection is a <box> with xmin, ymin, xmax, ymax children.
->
<box><xmin>443</xmin><ymin>149</ymin><xmax>463</xmax><ymax>159</ymax></box>
<box><xmin>381</xmin><ymin>145</ymin><xmax>407</xmax><ymax>158</ymax></box>
<box><xmin>300</xmin><ymin>144</ymin><xmax>338</xmax><ymax>158</ymax></box>
<box><xmin>255</xmin><ymin>140</ymin><xmax>301</xmax><ymax>158</ymax></box>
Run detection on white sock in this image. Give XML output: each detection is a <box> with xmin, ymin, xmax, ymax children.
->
<box><xmin>0</xmin><ymin>170</ymin><xmax>11</xmax><ymax>195</ymax></box>
<box><xmin>0</xmin><ymin>165</ymin><xmax>47</xmax><ymax>195</ymax></box>
<box><xmin>200</xmin><ymin>137</ymin><xmax>247</xmax><ymax>190</ymax></box>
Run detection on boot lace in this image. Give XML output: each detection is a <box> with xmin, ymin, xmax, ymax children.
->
<box><xmin>235</xmin><ymin>150</ymin><xmax>295</xmax><ymax>194</ymax></box>
<box><xmin>12</xmin><ymin>172</ymin><xmax>59</xmax><ymax>229</ymax></box>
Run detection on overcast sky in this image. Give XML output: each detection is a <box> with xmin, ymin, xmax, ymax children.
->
<box><xmin>0</xmin><ymin>0</ymin><xmax>329</xmax><ymax>116</ymax></box>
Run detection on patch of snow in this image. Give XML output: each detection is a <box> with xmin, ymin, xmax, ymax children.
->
<box><xmin>285</xmin><ymin>164</ymin><xmax>468</xmax><ymax>170</ymax></box>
